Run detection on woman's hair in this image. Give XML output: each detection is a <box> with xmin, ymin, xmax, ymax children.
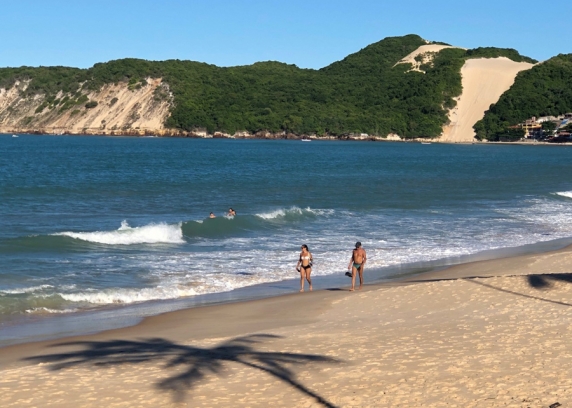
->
<box><xmin>301</xmin><ymin>244</ymin><xmax>309</xmax><ymax>251</ymax></box>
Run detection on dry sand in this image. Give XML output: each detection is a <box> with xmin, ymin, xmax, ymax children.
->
<box><xmin>396</xmin><ymin>44</ymin><xmax>459</xmax><ymax>72</ymax></box>
<box><xmin>440</xmin><ymin>57</ymin><xmax>534</xmax><ymax>143</ymax></box>
<box><xmin>2</xmin><ymin>245</ymin><xmax>572</xmax><ymax>407</ymax></box>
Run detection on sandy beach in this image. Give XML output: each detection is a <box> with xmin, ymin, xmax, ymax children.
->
<box><xmin>2</xmin><ymin>245</ymin><xmax>572</xmax><ymax>407</ymax></box>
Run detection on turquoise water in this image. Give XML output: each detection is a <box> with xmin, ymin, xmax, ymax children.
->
<box><xmin>2</xmin><ymin>135</ymin><xmax>572</xmax><ymax>337</ymax></box>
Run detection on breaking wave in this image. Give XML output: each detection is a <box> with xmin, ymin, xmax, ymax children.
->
<box><xmin>25</xmin><ymin>307</ymin><xmax>79</xmax><ymax>314</ymax></box>
<box><xmin>255</xmin><ymin>206</ymin><xmax>334</xmax><ymax>220</ymax></box>
<box><xmin>58</xmin><ymin>286</ymin><xmax>200</xmax><ymax>304</ymax></box>
<box><xmin>54</xmin><ymin>220</ymin><xmax>184</xmax><ymax>245</ymax></box>
<box><xmin>555</xmin><ymin>191</ymin><xmax>572</xmax><ymax>199</ymax></box>
<box><xmin>0</xmin><ymin>285</ymin><xmax>54</xmax><ymax>294</ymax></box>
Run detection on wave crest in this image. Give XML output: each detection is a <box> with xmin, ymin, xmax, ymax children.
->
<box><xmin>255</xmin><ymin>206</ymin><xmax>334</xmax><ymax>220</ymax></box>
<box><xmin>25</xmin><ymin>307</ymin><xmax>79</xmax><ymax>314</ymax></box>
<box><xmin>555</xmin><ymin>191</ymin><xmax>572</xmax><ymax>199</ymax></box>
<box><xmin>0</xmin><ymin>285</ymin><xmax>54</xmax><ymax>294</ymax></box>
<box><xmin>58</xmin><ymin>286</ymin><xmax>198</xmax><ymax>304</ymax></box>
<box><xmin>54</xmin><ymin>221</ymin><xmax>184</xmax><ymax>245</ymax></box>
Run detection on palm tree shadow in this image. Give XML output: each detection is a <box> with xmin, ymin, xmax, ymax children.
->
<box><xmin>464</xmin><ymin>273</ymin><xmax>572</xmax><ymax>308</ymax></box>
<box><xmin>24</xmin><ymin>334</ymin><xmax>341</xmax><ymax>407</ymax></box>
<box><xmin>527</xmin><ymin>273</ymin><xmax>572</xmax><ymax>289</ymax></box>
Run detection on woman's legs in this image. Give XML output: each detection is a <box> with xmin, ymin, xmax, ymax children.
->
<box><xmin>306</xmin><ymin>267</ymin><xmax>312</xmax><ymax>291</ymax></box>
<box><xmin>299</xmin><ymin>267</ymin><xmax>312</xmax><ymax>292</ymax></box>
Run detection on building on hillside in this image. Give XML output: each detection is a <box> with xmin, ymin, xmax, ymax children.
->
<box><xmin>548</xmin><ymin>131</ymin><xmax>571</xmax><ymax>143</ymax></box>
<box><xmin>521</xmin><ymin>118</ymin><xmax>542</xmax><ymax>138</ymax></box>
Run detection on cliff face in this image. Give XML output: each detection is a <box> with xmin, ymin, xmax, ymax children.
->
<box><xmin>0</xmin><ymin>78</ymin><xmax>173</xmax><ymax>135</ymax></box>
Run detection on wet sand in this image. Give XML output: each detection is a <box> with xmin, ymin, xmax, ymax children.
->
<box><xmin>2</xmin><ymin>244</ymin><xmax>572</xmax><ymax>407</ymax></box>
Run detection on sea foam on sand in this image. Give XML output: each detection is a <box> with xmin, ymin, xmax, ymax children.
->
<box><xmin>2</xmin><ymin>244</ymin><xmax>572</xmax><ymax>406</ymax></box>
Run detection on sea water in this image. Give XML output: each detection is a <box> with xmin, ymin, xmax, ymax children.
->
<box><xmin>2</xmin><ymin>135</ymin><xmax>572</xmax><ymax>342</ymax></box>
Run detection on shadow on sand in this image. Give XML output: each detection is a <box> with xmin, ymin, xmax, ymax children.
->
<box><xmin>464</xmin><ymin>273</ymin><xmax>572</xmax><ymax>307</ymax></box>
<box><xmin>24</xmin><ymin>334</ymin><xmax>340</xmax><ymax>407</ymax></box>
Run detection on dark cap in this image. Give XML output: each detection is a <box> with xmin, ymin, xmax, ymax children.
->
<box><xmin>355</xmin><ymin>241</ymin><xmax>362</xmax><ymax>248</ymax></box>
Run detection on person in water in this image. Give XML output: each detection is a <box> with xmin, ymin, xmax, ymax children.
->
<box><xmin>296</xmin><ymin>244</ymin><xmax>313</xmax><ymax>292</ymax></box>
<box><xmin>209</xmin><ymin>212</ymin><xmax>216</xmax><ymax>218</ymax></box>
<box><xmin>347</xmin><ymin>241</ymin><xmax>367</xmax><ymax>291</ymax></box>
<box><xmin>228</xmin><ymin>208</ymin><xmax>236</xmax><ymax>216</ymax></box>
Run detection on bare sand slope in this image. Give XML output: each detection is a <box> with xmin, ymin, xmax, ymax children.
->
<box><xmin>0</xmin><ymin>78</ymin><xmax>172</xmax><ymax>134</ymax></box>
<box><xmin>2</xmin><ymin>245</ymin><xmax>572</xmax><ymax>407</ymax></box>
<box><xmin>440</xmin><ymin>57</ymin><xmax>534</xmax><ymax>143</ymax></box>
<box><xmin>396</xmin><ymin>44</ymin><xmax>458</xmax><ymax>72</ymax></box>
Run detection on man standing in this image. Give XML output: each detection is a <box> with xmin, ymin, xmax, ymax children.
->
<box><xmin>347</xmin><ymin>242</ymin><xmax>366</xmax><ymax>291</ymax></box>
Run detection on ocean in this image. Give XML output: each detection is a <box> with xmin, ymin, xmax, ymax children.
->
<box><xmin>2</xmin><ymin>135</ymin><xmax>572</xmax><ymax>345</ymax></box>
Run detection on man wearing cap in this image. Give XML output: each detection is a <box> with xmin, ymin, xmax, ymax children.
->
<box><xmin>347</xmin><ymin>241</ymin><xmax>367</xmax><ymax>291</ymax></box>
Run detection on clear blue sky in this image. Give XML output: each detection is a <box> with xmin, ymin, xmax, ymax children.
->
<box><xmin>1</xmin><ymin>0</ymin><xmax>569</xmax><ymax>69</ymax></box>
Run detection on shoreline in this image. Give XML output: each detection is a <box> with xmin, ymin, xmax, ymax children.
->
<box><xmin>3</xmin><ymin>240</ymin><xmax>572</xmax><ymax>406</ymax></box>
<box><xmin>3</xmin><ymin>132</ymin><xmax>571</xmax><ymax>146</ymax></box>
<box><xmin>3</xmin><ymin>236</ymin><xmax>572</xmax><ymax>355</ymax></box>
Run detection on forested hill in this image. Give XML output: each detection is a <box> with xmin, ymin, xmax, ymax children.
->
<box><xmin>474</xmin><ymin>53</ymin><xmax>572</xmax><ymax>141</ymax></box>
<box><xmin>0</xmin><ymin>34</ymin><xmax>537</xmax><ymax>138</ymax></box>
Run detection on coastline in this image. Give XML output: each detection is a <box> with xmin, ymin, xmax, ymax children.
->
<box><xmin>3</xmin><ymin>236</ymin><xmax>572</xmax><ymax>350</ymax></box>
<box><xmin>4</xmin><ymin>132</ymin><xmax>571</xmax><ymax>146</ymax></box>
<box><xmin>3</xmin><ymin>240</ymin><xmax>572</xmax><ymax>406</ymax></box>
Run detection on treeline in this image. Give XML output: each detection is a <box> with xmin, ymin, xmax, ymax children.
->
<box><xmin>0</xmin><ymin>34</ymin><xmax>537</xmax><ymax>138</ymax></box>
<box><xmin>474</xmin><ymin>54</ymin><xmax>572</xmax><ymax>141</ymax></box>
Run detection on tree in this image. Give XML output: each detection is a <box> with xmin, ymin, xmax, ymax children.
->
<box><xmin>499</xmin><ymin>126</ymin><xmax>525</xmax><ymax>141</ymax></box>
<box><xmin>541</xmin><ymin>121</ymin><xmax>557</xmax><ymax>137</ymax></box>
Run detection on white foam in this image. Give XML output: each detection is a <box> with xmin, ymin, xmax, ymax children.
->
<box><xmin>58</xmin><ymin>285</ymin><xmax>199</xmax><ymax>304</ymax></box>
<box><xmin>0</xmin><ymin>285</ymin><xmax>54</xmax><ymax>294</ymax></box>
<box><xmin>25</xmin><ymin>307</ymin><xmax>79</xmax><ymax>314</ymax></box>
<box><xmin>255</xmin><ymin>206</ymin><xmax>334</xmax><ymax>220</ymax></box>
<box><xmin>54</xmin><ymin>220</ymin><xmax>184</xmax><ymax>245</ymax></box>
<box><xmin>555</xmin><ymin>191</ymin><xmax>572</xmax><ymax>199</ymax></box>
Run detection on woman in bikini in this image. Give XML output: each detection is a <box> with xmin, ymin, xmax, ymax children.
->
<box><xmin>296</xmin><ymin>244</ymin><xmax>313</xmax><ymax>292</ymax></box>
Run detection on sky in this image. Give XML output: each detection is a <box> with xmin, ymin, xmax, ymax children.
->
<box><xmin>1</xmin><ymin>0</ymin><xmax>570</xmax><ymax>69</ymax></box>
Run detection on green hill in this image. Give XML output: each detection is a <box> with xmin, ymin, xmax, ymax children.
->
<box><xmin>474</xmin><ymin>54</ymin><xmax>572</xmax><ymax>141</ymax></box>
<box><xmin>0</xmin><ymin>35</ymin><xmax>538</xmax><ymax>139</ymax></box>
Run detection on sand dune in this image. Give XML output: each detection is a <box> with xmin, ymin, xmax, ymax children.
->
<box><xmin>396</xmin><ymin>44</ymin><xmax>458</xmax><ymax>72</ymax></box>
<box><xmin>440</xmin><ymin>57</ymin><xmax>534</xmax><ymax>143</ymax></box>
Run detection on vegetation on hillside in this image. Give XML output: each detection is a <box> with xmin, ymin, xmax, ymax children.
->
<box><xmin>474</xmin><ymin>54</ymin><xmax>572</xmax><ymax>141</ymax></box>
<box><xmin>466</xmin><ymin>47</ymin><xmax>537</xmax><ymax>64</ymax></box>
<box><xmin>0</xmin><ymin>35</ymin><xmax>538</xmax><ymax>138</ymax></box>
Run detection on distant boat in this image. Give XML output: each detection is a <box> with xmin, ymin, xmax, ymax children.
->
<box><xmin>421</xmin><ymin>142</ymin><xmax>431</xmax><ymax>144</ymax></box>
<box><xmin>12</xmin><ymin>134</ymin><xmax>18</xmax><ymax>138</ymax></box>
<box><xmin>301</xmin><ymin>138</ymin><xmax>311</xmax><ymax>142</ymax></box>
